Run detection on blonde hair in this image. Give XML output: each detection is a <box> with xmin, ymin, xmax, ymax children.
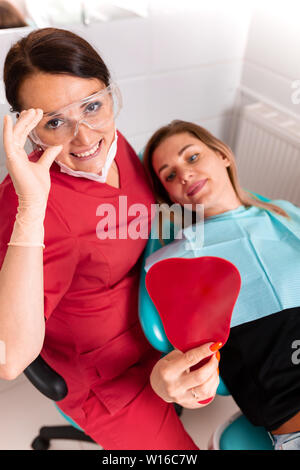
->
<box><xmin>143</xmin><ymin>120</ymin><xmax>289</xmax><ymax>241</ymax></box>
<box><xmin>143</xmin><ymin>120</ymin><xmax>290</xmax><ymax>245</ymax></box>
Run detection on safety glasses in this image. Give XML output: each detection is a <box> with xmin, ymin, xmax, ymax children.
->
<box><xmin>28</xmin><ymin>82</ymin><xmax>122</xmax><ymax>147</ymax></box>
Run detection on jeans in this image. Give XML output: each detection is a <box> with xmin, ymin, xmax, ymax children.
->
<box><xmin>270</xmin><ymin>431</ymin><xmax>300</xmax><ymax>450</ymax></box>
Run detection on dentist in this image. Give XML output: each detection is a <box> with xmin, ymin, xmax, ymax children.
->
<box><xmin>0</xmin><ymin>28</ymin><xmax>219</xmax><ymax>450</ymax></box>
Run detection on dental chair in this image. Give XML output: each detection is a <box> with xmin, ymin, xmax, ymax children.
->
<box><xmin>23</xmin><ymin>357</ymin><xmax>97</xmax><ymax>450</ymax></box>
<box><xmin>24</xmin><ymin>356</ymin><xmax>183</xmax><ymax>450</ymax></box>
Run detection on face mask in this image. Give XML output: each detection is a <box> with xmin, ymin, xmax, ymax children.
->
<box><xmin>55</xmin><ymin>130</ymin><xmax>118</xmax><ymax>183</ymax></box>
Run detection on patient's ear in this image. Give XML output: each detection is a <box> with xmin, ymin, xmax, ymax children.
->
<box><xmin>216</xmin><ymin>150</ymin><xmax>230</xmax><ymax>167</ymax></box>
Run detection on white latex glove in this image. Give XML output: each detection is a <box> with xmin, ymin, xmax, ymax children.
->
<box><xmin>3</xmin><ymin>109</ymin><xmax>63</xmax><ymax>247</ymax></box>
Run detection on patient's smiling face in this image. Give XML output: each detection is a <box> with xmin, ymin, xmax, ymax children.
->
<box><xmin>152</xmin><ymin>132</ymin><xmax>242</xmax><ymax>217</ymax></box>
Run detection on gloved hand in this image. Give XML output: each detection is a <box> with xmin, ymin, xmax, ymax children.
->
<box><xmin>3</xmin><ymin>109</ymin><xmax>63</xmax><ymax>247</ymax></box>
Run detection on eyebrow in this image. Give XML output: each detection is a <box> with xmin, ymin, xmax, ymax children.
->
<box><xmin>43</xmin><ymin>90</ymin><xmax>100</xmax><ymax>117</ymax></box>
<box><xmin>44</xmin><ymin>111</ymin><xmax>63</xmax><ymax>118</ymax></box>
<box><xmin>158</xmin><ymin>144</ymin><xmax>194</xmax><ymax>174</ymax></box>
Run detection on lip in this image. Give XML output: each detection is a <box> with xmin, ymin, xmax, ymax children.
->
<box><xmin>70</xmin><ymin>139</ymin><xmax>103</xmax><ymax>161</ymax></box>
<box><xmin>187</xmin><ymin>179</ymin><xmax>208</xmax><ymax>196</ymax></box>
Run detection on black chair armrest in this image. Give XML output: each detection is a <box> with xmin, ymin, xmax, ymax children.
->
<box><xmin>23</xmin><ymin>355</ymin><xmax>68</xmax><ymax>401</ymax></box>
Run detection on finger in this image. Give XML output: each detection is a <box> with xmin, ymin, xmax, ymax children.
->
<box><xmin>13</xmin><ymin>109</ymin><xmax>43</xmax><ymax>146</ymax></box>
<box><xmin>3</xmin><ymin>115</ymin><xmax>14</xmax><ymax>157</ymax></box>
<box><xmin>13</xmin><ymin>108</ymin><xmax>35</xmax><ymax>136</ymax></box>
<box><xmin>178</xmin><ymin>353</ymin><xmax>219</xmax><ymax>391</ymax></box>
<box><xmin>16</xmin><ymin>109</ymin><xmax>43</xmax><ymax>147</ymax></box>
<box><xmin>162</xmin><ymin>348</ymin><xmax>184</xmax><ymax>363</ymax></box>
<box><xmin>3</xmin><ymin>115</ymin><xmax>25</xmax><ymax>162</ymax></box>
<box><xmin>173</xmin><ymin>370</ymin><xmax>220</xmax><ymax>410</ymax></box>
<box><xmin>190</xmin><ymin>366</ymin><xmax>220</xmax><ymax>403</ymax></box>
<box><xmin>38</xmin><ymin>145</ymin><xmax>63</xmax><ymax>169</ymax></box>
<box><xmin>168</xmin><ymin>341</ymin><xmax>221</xmax><ymax>375</ymax></box>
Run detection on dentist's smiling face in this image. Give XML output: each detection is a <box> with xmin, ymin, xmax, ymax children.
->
<box><xmin>152</xmin><ymin>132</ymin><xmax>242</xmax><ymax>217</ymax></box>
<box><xmin>18</xmin><ymin>73</ymin><xmax>115</xmax><ymax>174</ymax></box>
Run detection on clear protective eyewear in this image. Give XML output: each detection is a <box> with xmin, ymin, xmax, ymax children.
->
<box><xmin>28</xmin><ymin>82</ymin><xmax>122</xmax><ymax>148</ymax></box>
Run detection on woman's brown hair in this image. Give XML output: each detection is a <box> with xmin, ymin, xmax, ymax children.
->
<box><xmin>143</xmin><ymin>120</ymin><xmax>289</xmax><ymax>222</ymax></box>
<box><xmin>4</xmin><ymin>27</ymin><xmax>111</xmax><ymax>112</ymax></box>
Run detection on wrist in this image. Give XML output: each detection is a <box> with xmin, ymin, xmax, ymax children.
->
<box><xmin>16</xmin><ymin>205</ymin><xmax>46</xmax><ymax>221</ymax></box>
<box><xmin>17</xmin><ymin>197</ymin><xmax>47</xmax><ymax>212</ymax></box>
<box><xmin>9</xmin><ymin>201</ymin><xmax>46</xmax><ymax>247</ymax></box>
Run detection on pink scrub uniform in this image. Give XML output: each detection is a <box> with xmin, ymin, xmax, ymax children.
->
<box><xmin>0</xmin><ymin>131</ymin><xmax>198</xmax><ymax>450</ymax></box>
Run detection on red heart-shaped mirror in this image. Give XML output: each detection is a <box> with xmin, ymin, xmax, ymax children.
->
<box><xmin>145</xmin><ymin>257</ymin><xmax>241</xmax><ymax>353</ymax></box>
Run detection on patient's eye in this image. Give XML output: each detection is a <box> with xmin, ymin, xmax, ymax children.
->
<box><xmin>188</xmin><ymin>153</ymin><xmax>199</xmax><ymax>162</ymax></box>
<box><xmin>166</xmin><ymin>171</ymin><xmax>176</xmax><ymax>182</ymax></box>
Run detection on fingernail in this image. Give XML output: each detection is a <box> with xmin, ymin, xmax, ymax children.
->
<box><xmin>216</xmin><ymin>351</ymin><xmax>220</xmax><ymax>362</ymax></box>
<box><xmin>209</xmin><ymin>342</ymin><xmax>223</xmax><ymax>352</ymax></box>
<box><xmin>198</xmin><ymin>397</ymin><xmax>214</xmax><ymax>405</ymax></box>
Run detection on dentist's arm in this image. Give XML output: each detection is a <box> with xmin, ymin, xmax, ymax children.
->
<box><xmin>0</xmin><ymin>110</ymin><xmax>62</xmax><ymax>380</ymax></box>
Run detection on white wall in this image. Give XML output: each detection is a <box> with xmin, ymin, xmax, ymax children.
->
<box><xmin>240</xmin><ymin>0</ymin><xmax>300</xmax><ymax>118</ymax></box>
<box><xmin>0</xmin><ymin>0</ymin><xmax>252</xmax><ymax>183</ymax></box>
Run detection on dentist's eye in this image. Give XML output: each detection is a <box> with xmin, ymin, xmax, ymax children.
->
<box><xmin>85</xmin><ymin>101</ymin><xmax>102</xmax><ymax>113</ymax></box>
<box><xmin>45</xmin><ymin>118</ymin><xmax>64</xmax><ymax>130</ymax></box>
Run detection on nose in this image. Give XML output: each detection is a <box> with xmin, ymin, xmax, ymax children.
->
<box><xmin>178</xmin><ymin>167</ymin><xmax>193</xmax><ymax>184</ymax></box>
<box><xmin>71</xmin><ymin>121</ymin><xmax>98</xmax><ymax>146</ymax></box>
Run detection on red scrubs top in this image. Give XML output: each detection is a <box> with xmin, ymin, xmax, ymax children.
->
<box><xmin>0</xmin><ymin>131</ymin><xmax>161</xmax><ymax>425</ymax></box>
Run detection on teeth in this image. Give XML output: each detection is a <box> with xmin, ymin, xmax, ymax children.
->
<box><xmin>73</xmin><ymin>141</ymin><xmax>100</xmax><ymax>158</ymax></box>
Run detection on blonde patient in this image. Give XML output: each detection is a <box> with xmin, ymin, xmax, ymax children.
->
<box><xmin>143</xmin><ymin>119</ymin><xmax>300</xmax><ymax>451</ymax></box>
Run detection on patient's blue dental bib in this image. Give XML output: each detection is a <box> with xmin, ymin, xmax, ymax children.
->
<box><xmin>145</xmin><ymin>200</ymin><xmax>300</xmax><ymax>328</ymax></box>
